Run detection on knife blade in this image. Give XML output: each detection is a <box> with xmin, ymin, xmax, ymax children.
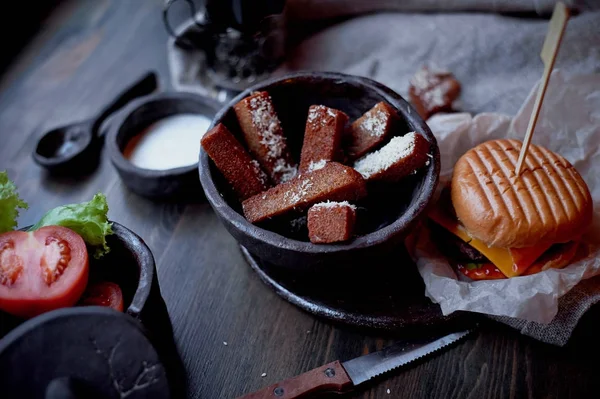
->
<box><xmin>237</xmin><ymin>329</ymin><xmax>472</xmax><ymax>399</ymax></box>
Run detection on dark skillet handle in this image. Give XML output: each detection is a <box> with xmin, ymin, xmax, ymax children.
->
<box><xmin>237</xmin><ymin>361</ymin><xmax>353</xmax><ymax>399</ymax></box>
<box><xmin>91</xmin><ymin>71</ymin><xmax>159</xmax><ymax>136</ymax></box>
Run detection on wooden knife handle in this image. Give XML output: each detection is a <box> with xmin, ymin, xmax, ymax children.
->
<box><xmin>238</xmin><ymin>360</ymin><xmax>353</xmax><ymax>399</ymax></box>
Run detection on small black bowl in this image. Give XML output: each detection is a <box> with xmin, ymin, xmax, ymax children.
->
<box><xmin>199</xmin><ymin>71</ymin><xmax>441</xmax><ymax>271</ymax></box>
<box><xmin>100</xmin><ymin>221</ymin><xmax>156</xmax><ymax>318</ymax></box>
<box><xmin>0</xmin><ymin>221</ymin><xmax>157</xmax><ymax>335</ymax></box>
<box><xmin>107</xmin><ymin>92</ymin><xmax>221</xmax><ymax>201</ymax></box>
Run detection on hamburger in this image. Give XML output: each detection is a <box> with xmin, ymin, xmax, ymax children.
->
<box><xmin>429</xmin><ymin>139</ymin><xmax>593</xmax><ymax>280</ymax></box>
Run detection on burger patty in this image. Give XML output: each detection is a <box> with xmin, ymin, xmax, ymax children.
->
<box><xmin>429</xmin><ymin>221</ymin><xmax>489</xmax><ymax>263</ymax></box>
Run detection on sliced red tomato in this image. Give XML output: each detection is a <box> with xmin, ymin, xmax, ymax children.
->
<box><xmin>0</xmin><ymin>226</ymin><xmax>89</xmax><ymax>318</ymax></box>
<box><xmin>457</xmin><ymin>263</ymin><xmax>506</xmax><ymax>280</ymax></box>
<box><xmin>522</xmin><ymin>241</ymin><xmax>579</xmax><ymax>276</ymax></box>
<box><xmin>81</xmin><ymin>281</ymin><xmax>124</xmax><ymax>312</ymax></box>
<box><xmin>508</xmin><ymin>243</ymin><xmax>552</xmax><ymax>275</ymax></box>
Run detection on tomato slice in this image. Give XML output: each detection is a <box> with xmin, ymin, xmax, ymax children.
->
<box><xmin>0</xmin><ymin>226</ymin><xmax>89</xmax><ymax>318</ymax></box>
<box><xmin>522</xmin><ymin>241</ymin><xmax>579</xmax><ymax>276</ymax></box>
<box><xmin>508</xmin><ymin>244</ymin><xmax>552</xmax><ymax>275</ymax></box>
<box><xmin>81</xmin><ymin>281</ymin><xmax>124</xmax><ymax>312</ymax></box>
<box><xmin>456</xmin><ymin>263</ymin><xmax>507</xmax><ymax>280</ymax></box>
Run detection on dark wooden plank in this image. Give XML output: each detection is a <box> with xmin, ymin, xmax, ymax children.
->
<box><xmin>1</xmin><ymin>1</ymin><xmax>600</xmax><ymax>399</ymax></box>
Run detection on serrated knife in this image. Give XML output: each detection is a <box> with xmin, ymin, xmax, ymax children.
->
<box><xmin>238</xmin><ymin>330</ymin><xmax>472</xmax><ymax>399</ymax></box>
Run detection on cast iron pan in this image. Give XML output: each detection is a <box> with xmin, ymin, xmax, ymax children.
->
<box><xmin>0</xmin><ymin>306</ymin><xmax>170</xmax><ymax>399</ymax></box>
<box><xmin>0</xmin><ymin>222</ymin><xmax>186</xmax><ymax>398</ymax></box>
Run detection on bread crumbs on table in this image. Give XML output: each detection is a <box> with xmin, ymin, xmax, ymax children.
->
<box><xmin>261</xmin><ymin>373</ymin><xmax>267</xmax><ymax>378</ymax></box>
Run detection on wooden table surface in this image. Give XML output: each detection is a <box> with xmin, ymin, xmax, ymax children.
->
<box><xmin>1</xmin><ymin>1</ymin><xmax>599</xmax><ymax>398</ymax></box>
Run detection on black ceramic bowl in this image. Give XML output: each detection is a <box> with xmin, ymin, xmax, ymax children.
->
<box><xmin>199</xmin><ymin>72</ymin><xmax>441</xmax><ymax>271</ymax></box>
<box><xmin>0</xmin><ymin>221</ymin><xmax>157</xmax><ymax>336</ymax></box>
<box><xmin>107</xmin><ymin>92</ymin><xmax>221</xmax><ymax>200</ymax></box>
<box><xmin>95</xmin><ymin>221</ymin><xmax>156</xmax><ymax>318</ymax></box>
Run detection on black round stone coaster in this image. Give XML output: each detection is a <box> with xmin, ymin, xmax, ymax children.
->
<box><xmin>241</xmin><ymin>245</ymin><xmax>476</xmax><ymax>333</ymax></box>
<box><xmin>0</xmin><ymin>307</ymin><xmax>170</xmax><ymax>399</ymax></box>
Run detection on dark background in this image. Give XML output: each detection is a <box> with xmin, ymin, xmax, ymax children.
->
<box><xmin>0</xmin><ymin>1</ymin><xmax>62</xmax><ymax>75</ymax></box>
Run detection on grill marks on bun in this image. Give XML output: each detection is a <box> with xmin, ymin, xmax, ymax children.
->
<box><xmin>452</xmin><ymin>139</ymin><xmax>592</xmax><ymax>249</ymax></box>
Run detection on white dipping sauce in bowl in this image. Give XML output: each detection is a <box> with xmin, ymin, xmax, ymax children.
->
<box><xmin>123</xmin><ymin>114</ymin><xmax>212</xmax><ymax>170</ymax></box>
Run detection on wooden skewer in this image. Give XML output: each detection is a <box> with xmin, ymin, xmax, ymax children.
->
<box><xmin>515</xmin><ymin>2</ymin><xmax>570</xmax><ymax>176</ymax></box>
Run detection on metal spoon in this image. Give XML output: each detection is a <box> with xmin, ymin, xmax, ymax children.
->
<box><xmin>33</xmin><ymin>71</ymin><xmax>159</xmax><ymax>174</ymax></box>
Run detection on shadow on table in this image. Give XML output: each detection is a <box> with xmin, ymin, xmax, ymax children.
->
<box><xmin>141</xmin><ymin>273</ymin><xmax>189</xmax><ymax>399</ymax></box>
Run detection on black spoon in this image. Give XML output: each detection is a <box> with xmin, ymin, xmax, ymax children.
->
<box><xmin>33</xmin><ymin>71</ymin><xmax>159</xmax><ymax>174</ymax></box>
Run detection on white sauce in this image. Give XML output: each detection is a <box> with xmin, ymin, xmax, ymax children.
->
<box><xmin>124</xmin><ymin>114</ymin><xmax>212</xmax><ymax>170</ymax></box>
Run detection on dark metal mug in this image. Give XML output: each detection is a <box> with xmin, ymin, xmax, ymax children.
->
<box><xmin>163</xmin><ymin>0</ymin><xmax>287</xmax><ymax>91</ymax></box>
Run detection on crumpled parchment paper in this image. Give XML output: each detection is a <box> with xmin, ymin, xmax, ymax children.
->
<box><xmin>411</xmin><ymin>70</ymin><xmax>600</xmax><ymax>324</ymax></box>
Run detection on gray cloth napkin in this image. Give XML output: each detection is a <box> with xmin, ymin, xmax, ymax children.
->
<box><xmin>168</xmin><ymin>7</ymin><xmax>600</xmax><ymax>346</ymax></box>
<box><xmin>280</xmin><ymin>10</ymin><xmax>600</xmax><ymax>116</ymax></box>
<box><xmin>493</xmin><ymin>276</ymin><xmax>600</xmax><ymax>346</ymax></box>
<box><xmin>285</xmin><ymin>0</ymin><xmax>574</xmax><ymax>21</ymax></box>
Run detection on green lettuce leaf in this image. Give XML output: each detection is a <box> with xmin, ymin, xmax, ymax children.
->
<box><xmin>0</xmin><ymin>171</ymin><xmax>28</xmax><ymax>233</ymax></box>
<box><xmin>466</xmin><ymin>263</ymin><xmax>482</xmax><ymax>270</ymax></box>
<box><xmin>30</xmin><ymin>193</ymin><xmax>113</xmax><ymax>259</ymax></box>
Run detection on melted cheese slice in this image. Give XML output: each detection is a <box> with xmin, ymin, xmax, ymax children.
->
<box><xmin>428</xmin><ymin>207</ymin><xmax>551</xmax><ymax>278</ymax></box>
